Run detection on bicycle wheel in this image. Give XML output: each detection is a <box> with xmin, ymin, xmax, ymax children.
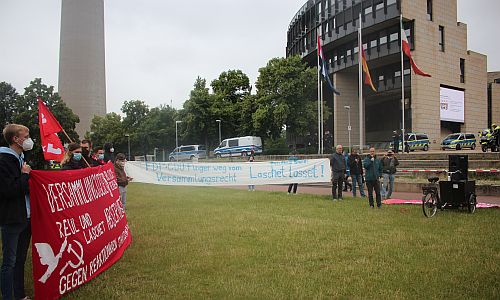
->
<box><xmin>467</xmin><ymin>193</ymin><xmax>477</xmax><ymax>214</ymax></box>
<box><xmin>422</xmin><ymin>192</ymin><xmax>438</xmax><ymax>218</ymax></box>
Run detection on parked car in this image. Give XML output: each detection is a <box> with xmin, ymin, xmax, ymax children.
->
<box><xmin>441</xmin><ymin>133</ymin><xmax>476</xmax><ymax>150</ymax></box>
<box><xmin>169</xmin><ymin>145</ymin><xmax>207</xmax><ymax>161</ymax></box>
<box><xmin>214</xmin><ymin>136</ymin><xmax>263</xmax><ymax>158</ymax></box>
<box><xmin>390</xmin><ymin>133</ymin><xmax>430</xmax><ymax>152</ymax></box>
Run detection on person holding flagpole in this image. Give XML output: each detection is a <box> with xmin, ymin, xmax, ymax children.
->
<box><xmin>0</xmin><ymin>124</ymin><xmax>33</xmax><ymax>300</ymax></box>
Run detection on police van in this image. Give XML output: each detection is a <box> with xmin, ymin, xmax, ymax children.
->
<box><xmin>169</xmin><ymin>145</ymin><xmax>207</xmax><ymax>161</ymax></box>
<box><xmin>214</xmin><ymin>136</ymin><xmax>262</xmax><ymax>158</ymax></box>
<box><xmin>394</xmin><ymin>133</ymin><xmax>430</xmax><ymax>152</ymax></box>
<box><xmin>441</xmin><ymin>133</ymin><xmax>476</xmax><ymax>150</ymax></box>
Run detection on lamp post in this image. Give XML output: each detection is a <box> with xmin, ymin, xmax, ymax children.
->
<box><xmin>216</xmin><ymin>119</ymin><xmax>221</xmax><ymax>145</ymax></box>
<box><xmin>125</xmin><ymin>134</ymin><xmax>131</xmax><ymax>160</ymax></box>
<box><xmin>344</xmin><ymin>105</ymin><xmax>351</xmax><ymax>153</ymax></box>
<box><xmin>175</xmin><ymin>121</ymin><xmax>182</xmax><ymax>161</ymax></box>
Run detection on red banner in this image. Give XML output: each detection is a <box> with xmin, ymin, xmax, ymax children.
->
<box><xmin>29</xmin><ymin>163</ymin><xmax>132</xmax><ymax>299</ymax></box>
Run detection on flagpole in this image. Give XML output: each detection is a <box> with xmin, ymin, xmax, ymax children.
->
<box><xmin>358</xmin><ymin>13</ymin><xmax>364</xmax><ymax>154</ymax></box>
<box><xmin>320</xmin><ymin>80</ymin><xmax>324</xmax><ymax>154</ymax></box>
<box><xmin>400</xmin><ymin>14</ymin><xmax>406</xmax><ymax>154</ymax></box>
<box><xmin>317</xmin><ymin>34</ymin><xmax>321</xmax><ymax>155</ymax></box>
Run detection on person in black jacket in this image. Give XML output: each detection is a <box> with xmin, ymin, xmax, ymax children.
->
<box><xmin>61</xmin><ymin>143</ymin><xmax>87</xmax><ymax>170</ymax></box>
<box><xmin>347</xmin><ymin>148</ymin><xmax>366</xmax><ymax>198</ymax></box>
<box><xmin>103</xmin><ymin>143</ymin><xmax>115</xmax><ymax>163</ymax></box>
<box><xmin>330</xmin><ymin>145</ymin><xmax>346</xmax><ymax>200</ymax></box>
<box><xmin>0</xmin><ymin>124</ymin><xmax>33</xmax><ymax>300</ymax></box>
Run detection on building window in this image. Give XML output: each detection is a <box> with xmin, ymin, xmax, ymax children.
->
<box><xmin>439</xmin><ymin>26</ymin><xmax>445</xmax><ymax>52</ymax></box>
<box><xmin>380</xmin><ymin>35</ymin><xmax>388</xmax><ymax>45</ymax></box>
<box><xmin>460</xmin><ymin>58</ymin><xmax>465</xmax><ymax>83</ymax></box>
<box><xmin>427</xmin><ymin>0</ymin><xmax>433</xmax><ymax>21</ymax></box>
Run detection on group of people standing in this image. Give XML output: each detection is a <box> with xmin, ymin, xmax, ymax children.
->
<box><xmin>330</xmin><ymin>145</ymin><xmax>399</xmax><ymax>209</ymax></box>
<box><xmin>0</xmin><ymin>123</ymin><xmax>131</xmax><ymax>300</ymax></box>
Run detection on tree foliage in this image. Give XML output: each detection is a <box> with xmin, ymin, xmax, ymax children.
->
<box><xmin>0</xmin><ymin>82</ymin><xmax>18</xmax><ymax>127</ymax></box>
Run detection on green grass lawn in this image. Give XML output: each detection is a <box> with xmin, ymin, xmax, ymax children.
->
<box><xmin>10</xmin><ymin>183</ymin><xmax>500</xmax><ymax>299</ymax></box>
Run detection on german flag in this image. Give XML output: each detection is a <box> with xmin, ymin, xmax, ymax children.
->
<box><xmin>361</xmin><ymin>47</ymin><xmax>377</xmax><ymax>92</ymax></box>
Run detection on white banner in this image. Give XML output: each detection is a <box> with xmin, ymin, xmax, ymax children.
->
<box><xmin>440</xmin><ymin>86</ymin><xmax>464</xmax><ymax>123</ymax></box>
<box><xmin>125</xmin><ymin>159</ymin><xmax>331</xmax><ymax>186</ymax></box>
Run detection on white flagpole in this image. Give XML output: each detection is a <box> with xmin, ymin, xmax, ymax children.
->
<box><xmin>317</xmin><ymin>34</ymin><xmax>321</xmax><ymax>155</ymax></box>
<box><xmin>400</xmin><ymin>14</ymin><xmax>406</xmax><ymax>153</ymax></box>
<box><xmin>320</xmin><ymin>79</ymin><xmax>330</xmax><ymax>154</ymax></box>
<box><xmin>358</xmin><ymin>13</ymin><xmax>364</xmax><ymax>154</ymax></box>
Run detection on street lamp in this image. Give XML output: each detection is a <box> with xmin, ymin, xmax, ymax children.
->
<box><xmin>125</xmin><ymin>134</ymin><xmax>131</xmax><ymax>160</ymax></box>
<box><xmin>344</xmin><ymin>105</ymin><xmax>351</xmax><ymax>153</ymax></box>
<box><xmin>216</xmin><ymin>119</ymin><xmax>221</xmax><ymax>145</ymax></box>
<box><xmin>175</xmin><ymin>121</ymin><xmax>182</xmax><ymax>161</ymax></box>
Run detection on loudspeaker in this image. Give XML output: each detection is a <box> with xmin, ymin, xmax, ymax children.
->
<box><xmin>449</xmin><ymin>155</ymin><xmax>468</xmax><ymax>181</ymax></box>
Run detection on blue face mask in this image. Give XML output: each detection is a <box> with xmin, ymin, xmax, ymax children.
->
<box><xmin>98</xmin><ymin>154</ymin><xmax>105</xmax><ymax>160</ymax></box>
<box><xmin>73</xmin><ymin>153</ymin><xmax>82</xmax><ymax>161</ymax></box>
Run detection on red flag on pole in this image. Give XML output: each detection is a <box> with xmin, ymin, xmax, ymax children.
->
<box><xmin>401</xmin><ymin>29</ymin><xmax>431</xmax><ymax>77</ymax></box>
<box><xmin>38</xmin><ymin>98</ymin><xmax>65</xmax><ymax>162</ymax></box>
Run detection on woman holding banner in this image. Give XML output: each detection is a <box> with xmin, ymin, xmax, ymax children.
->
<box><xmin>61</xmin><ymin>143</ymin><xmax>87</xmax><ymax>170</ymax></box>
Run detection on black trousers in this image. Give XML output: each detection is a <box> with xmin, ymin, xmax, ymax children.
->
<box><xmin>288</xmin><ymin>183</ymin><xmax>298</xmax><ymax>194</ymax></box>
<box><xmin>332</xmin><ymin>174</ymin><xmax>344</xmax><ymax>199</ymax></box>
<box><xmin>14</xmin><ymin>219</ymin><xmax>31</xmax><ymax>300</ymax></box>
<box><xmin>366</xmin><ymin>180</ymin><xmax>382</xmax><ymax>207</ymax></box>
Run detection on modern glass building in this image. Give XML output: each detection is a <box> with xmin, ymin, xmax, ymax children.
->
<box><xmin>287</xmin><ymin>0</ymin><xmax>487</xmax><ymax>148</ymax></box>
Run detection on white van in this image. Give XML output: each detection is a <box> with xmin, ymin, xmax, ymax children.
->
<box><xmin>214</xmin><ymin>136</ymin><xmax>263</xmax><ymax>158</ymax></box>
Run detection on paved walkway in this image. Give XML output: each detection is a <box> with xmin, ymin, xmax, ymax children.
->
<box><xmin>228</xmin><ymin>184</ymin><xmax>500</xmax><ymax>205</ymax></box>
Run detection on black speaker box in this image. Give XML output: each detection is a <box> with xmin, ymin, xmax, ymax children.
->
<box><xmin>448</xmin><ymin>155</ymin><xmax>468</xmax><ymax>181</ymax></box>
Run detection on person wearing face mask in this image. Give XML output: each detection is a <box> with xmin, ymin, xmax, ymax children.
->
<box><xmin>92</xmin><ymin>146</ymin><xmax>106</xmax><ymax>166</ymax></box>
<box><xmin>380</xmin><ymin>150</ymin><xmax>399</xmax><ymax>200</ymax></box>
<box><xmin>114</xmin><ymin>153</ymin><xmax>132</xmax><ymax>209</ymax></box>
<box><xmin>0</xmin><ymin>124</ymin><xmax>33</xmax><ymax>300</ymax></box>
<box><xmin>61</xmin><ymin>143</ymin><xmax>86</xmax><ymax>170</ymax></box>
<box><xmin>363</xmin><ymin>147</ymin><xmax>383</xmax><ymax>209</ymax></box>
<box><xmin>103</xmin><ymin>143</ymin><xmax>115</xmax><ymax>163</ymax></box>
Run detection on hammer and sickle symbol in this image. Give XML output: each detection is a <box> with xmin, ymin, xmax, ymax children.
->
<box><xmin>59</xmin><ymin>240</ymin><xmax>84</xmax><ymax>275</ymax></box>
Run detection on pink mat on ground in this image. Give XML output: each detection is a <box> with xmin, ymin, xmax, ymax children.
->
<box><xmin>383</xmin><ymin>199</ymin><xmax>500</xmax><ymax>209</ymax></box>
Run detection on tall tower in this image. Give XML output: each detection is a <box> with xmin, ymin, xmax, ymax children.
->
<box><xmin>58</xmin><ymin>0</ymin><xmax>106</xmax><ymax>138</ymax></box>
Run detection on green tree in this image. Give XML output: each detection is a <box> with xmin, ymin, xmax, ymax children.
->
<box><xmin>13</xmin><ymin>78</ymin><xmax>80</xmax><ymax>168</ymax></box>
<box><xmin>253</xmin><ymin>56</ymin><xmax>318</xmax><ymax>147</ymax></box>
<box><xmin>180</xmin><ymin>77</ymin><xmax>217</xmax><ymax>148</ymax></box>
<box><xmin>87</xmin><ymin>112</ymin><xmax>126</xmax><ymax>152</ymax></box>
<box><xmin>137</xmin><ymin>105</ymin><xmax>177</xmax><ymax>156</ymax></box>
<box><xmin>0</xmin><ymin>82</ymin><xmax>18</xmax><ymax>127</ymax></box>
<box><xmin>211</xmin><ymin>70</ymin><xmax>251</xmax><ymax>138</ymax></box>
<box><xmin>121</xmin><ymin>100</ymin><xmax>149</xmax><ymax>130</ymax></box>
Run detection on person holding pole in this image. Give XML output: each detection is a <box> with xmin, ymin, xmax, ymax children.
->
<box><xmin>0</xmin><ymin>124</ymin><xmax>33</xmax><ymax>300</ymax></box>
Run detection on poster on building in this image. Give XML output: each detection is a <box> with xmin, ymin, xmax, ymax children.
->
<box><xmin>125</xmin><ymin>159</ymin><xmax>331</xmax><ymax>186</ymax></box>
<box><xmin>29</xmin><ymin>163</ymin><xmax>132</xmax><ymax>300</ymax></box>
<box><xmin>440</xmin><ymin>86</ymin><xmax>465</xmax><ymax>123</ymax></box>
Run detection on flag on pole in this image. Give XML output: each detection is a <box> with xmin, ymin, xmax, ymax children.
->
<box><xmin>317</xmin><ymin>36</ymin><xmax>341</xmax><ymax>95</ymax></box>
<box><xmin>361</xmin><ymin>47</ymin><xmax>377</xmax><ymax>92</ymax></box>
<box><xmin>38</xmin><ymin>98</ymin><xmax>65</xmax><ymax>162</ymax></box>
<box><xmin>401</xmin><ymin>29</ymin><xmax>431</xmax><ymax>77</ymax></box>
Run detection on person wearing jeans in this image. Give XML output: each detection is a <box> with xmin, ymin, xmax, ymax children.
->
<box><xmin>380</xmin><ymin>150</ymin><xmax>399</xmax><ymax>199</ymax></box>
<box><xmin>348</xmin><ymin>148</ymin><xmax>366</xmax><ymax>197</ymax></box>
<box><xmin>0</xmin><ymin>124</ymin><xmax>33</xmax><ymax>300</ymax></box>
<box><xmin>363</xmin><ymin>147</ymin><xmax>383</xmax><ymax>208</ymax></box>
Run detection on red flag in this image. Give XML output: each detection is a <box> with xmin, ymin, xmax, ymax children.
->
<box><xmin>41</xmin><ymin>133</ymin><xmax>65</xmax><ymax>162</ymax></box>
<box><xmin>38</xmin><ymin>98</ymin><xmax>65</xmax><ymax>162</ymax></box>
<box><xmin>38</xmin><ymin>98</ymin><xmax>63</xmax><ymax>137</ymax></box>
<box><xmin>401</xmin><ymin>29</ymin><xmax>431</xmax><ymax>77</ymax></box>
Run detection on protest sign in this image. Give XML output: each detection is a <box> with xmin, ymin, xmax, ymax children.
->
<box><xmin>29</xmin><ymin>163</ymin><xmax>132</xmax><ymax>299</ymax></box>
<box><xmin>126</xmin><ymin>159</ymin><xmax>331</xmax><ymax>186</ymax></box>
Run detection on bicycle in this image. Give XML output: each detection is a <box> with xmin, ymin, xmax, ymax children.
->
<box><xmin>421</xmin><ymin>170</ymin><xmax>477</xmax><ymax>218</ymax></box>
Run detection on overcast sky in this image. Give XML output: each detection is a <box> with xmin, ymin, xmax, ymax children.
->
<box><xmin>1</xmin><ymin>0</ymin><xmax>498</xmax><ymax>114</ymax></box>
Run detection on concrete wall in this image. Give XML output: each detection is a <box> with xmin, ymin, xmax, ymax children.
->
<box><xmin>333</xmin><ymin>72</ymin><xmax>362</xmax><ymax>150</ymax></box>
<box><xmin>58</xmin><ymin>0</ymin><xmax>107</xmax><ymax>138</ymax></box>
<box><xmin>403</xmin><ymin>0</ymin><xmax>487</xmax><ymax>144</ymax></box>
